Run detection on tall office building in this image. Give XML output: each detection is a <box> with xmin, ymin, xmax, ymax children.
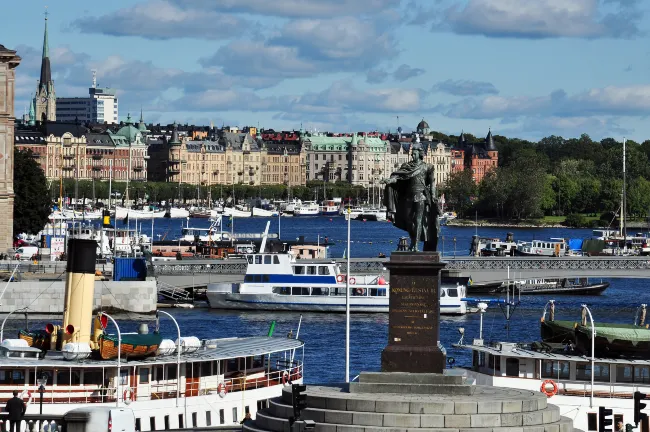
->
<box><xmin>57</xmin><ymin>72</ymin><xmax>119</xmax><ymax>124</ymax></box>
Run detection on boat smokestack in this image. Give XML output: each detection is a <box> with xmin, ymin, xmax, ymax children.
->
<box><xmin>62</xmin><ymin>239</ymin><xmax>97</xmax><ymax>344</ymax></box>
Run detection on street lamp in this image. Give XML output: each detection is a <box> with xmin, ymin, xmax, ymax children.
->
<box><xmin>100</xmin><ymin>312</ymin><xmax>122</xmax><ymax>407</ymax></box>
<box><xmin>156</xmin><ymin>310</ymin><xmax>181</xmax><ymax>407</ymax></box>
<box><xmin>581</xmin><ymin>304</ymin><xmax>596</xmax><ymax>408</ymax></box>
<box><xmin>37</xmin><ymin>374</ymin><xmax>47</xmax><ymax>415</ymax></box>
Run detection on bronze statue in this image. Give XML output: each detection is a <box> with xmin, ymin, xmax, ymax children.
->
<box><xmin>382</xmin><ymin>141</ymin><xmax>440</xmax><ymax>252</ymax></box>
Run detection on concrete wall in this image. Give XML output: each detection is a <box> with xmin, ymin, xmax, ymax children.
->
<box><xmin>0</xmin><ymin>279</ymin><xmax>157</xmax><ymax>313</ymax></box>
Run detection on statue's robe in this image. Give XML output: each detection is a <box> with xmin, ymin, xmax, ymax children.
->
<box><xmin>383</xmin><ymin>160</ymin><xmax>440</xmax><ymax>251</ymax></box>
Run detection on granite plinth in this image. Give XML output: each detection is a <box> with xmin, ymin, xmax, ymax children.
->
<box><xmin>381</xmin><ymin>252</ymin><xmax>447</xmax><ymax>373</ymax></box>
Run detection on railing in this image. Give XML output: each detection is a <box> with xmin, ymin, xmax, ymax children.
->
<box><xmin>0</xmin><ymin>414</ymin><xmax>66</xmax><ymax>432</ymax></box>
<box><xmin>158</xmin><ymin>280</ymin><xmax>192</xmax><ymax>301</ymax></box>
<box><xmin>443</xmin><ymin>256</ymin><xmax>650</xmax><ymax>271</ymax></box>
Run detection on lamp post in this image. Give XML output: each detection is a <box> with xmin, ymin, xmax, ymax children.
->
<box><xmin>101</xmin><ymin>312</ymin><xmax>121</xmax><ymax>407</ymax></box>
<box><xmin>581</xmin><ymin>304</ymin><xmax>596</xmax><ymax>408</ymax></box>
<box><xmin>37</xmin><ymin>374</ymin><xmax>47</xmax><ymax>415</ymax></box>
<box><xmin>157</xmin><ymin>310</ymin><xmax>182</xmax><ymax>407</ymax></box>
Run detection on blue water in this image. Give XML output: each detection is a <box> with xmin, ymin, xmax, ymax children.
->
<box><xmin>14</xmin><ymin>216</ymin><xmax>649</xmax><ymax>384</ymax></box>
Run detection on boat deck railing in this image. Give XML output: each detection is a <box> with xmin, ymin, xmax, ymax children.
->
<box><xmin>0</xmin><ymin>362</ymin><xmax>303</xmax><ymax>405</ymax></box>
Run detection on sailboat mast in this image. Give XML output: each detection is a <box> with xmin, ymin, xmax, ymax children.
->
<box><xmin>623</xmin><ymin>138</ymin><xmax>627</xmax><ymax>244</ymax></box>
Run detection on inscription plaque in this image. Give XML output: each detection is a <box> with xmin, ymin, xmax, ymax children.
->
<box><xmin>381</xmin><ymin>251</ymin><xmax>446</xmax><ymax>373</ymax></box>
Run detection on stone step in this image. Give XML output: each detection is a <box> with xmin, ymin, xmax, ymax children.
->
<box><xmin>253</xmin><ymin>408</ymin><xmax>577</xmax><ymax>432</ymax></box>
<box><xmin>282</xmin><ymin>386</ymin><xmax>548</xmax><ymax>414</ymax></box>
<box><xmin>358</xmin><ymin>372</ymin><xmax>465</xmax><ymax>386</ymax></box>
<box><xmin>268</xmin><ymin>397</ymin><xmax>563</xmax><ymax>427</ymax></box>
<box><xmin>349</xmin><ymin>382</ymin><xmax>473</xmax><ymax>396</ymax></box>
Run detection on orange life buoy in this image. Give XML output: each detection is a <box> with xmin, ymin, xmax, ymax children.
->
<box><xmin>540</xmin><ymin>379</ymin><xmax>558</xmax><ymax>397</ymax></box>
<box><xmin>337</xmin><ymin>274</ymin><xmax>345</xmax><ymax>283</ymax></box>
<box><xmin>123</xmin><ymin>387</ymin><xmax>135</xmax><ymax>402</ymax></box>
<box><xmin>282</xmin><ymin>371</ymin><xmax>290</xmax><ymax>386</ymax></box>
<box><xmin>217</xmin><ymin>382</ymin><xmax>227</xmax><ymax>398</ymax></box>
<box><xmin>355</xmin><ymin>288</ymin><xmax>365</xmax><ymax>296</ymax></box>
<box><xmin>349</xmin><ymin>277</ymin><xmax>356</xmax><ymax>285</ymax></box>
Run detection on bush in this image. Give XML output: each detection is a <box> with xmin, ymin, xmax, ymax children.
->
<box><xmin>563</xmin><ymin>213</ymin><xmax>588</xmax><ymax>228</ymax></box>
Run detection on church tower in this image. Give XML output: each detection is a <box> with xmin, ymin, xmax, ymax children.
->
<box><xmin>34</xmin><ymin>10</ymin><xmax>56</xmax><ymax>123</ymax></box>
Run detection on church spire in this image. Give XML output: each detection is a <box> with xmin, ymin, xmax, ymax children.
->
<box><xmin>39</xmin><ymin>8</ymin><xmax>52</xmax><ymax>91</ymax></box>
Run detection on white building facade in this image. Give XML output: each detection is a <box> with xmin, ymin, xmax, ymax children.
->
<box><xmin>56</xmin><ymin>87</ymin><xmax>118</xmax><ymax>124</ymax></box>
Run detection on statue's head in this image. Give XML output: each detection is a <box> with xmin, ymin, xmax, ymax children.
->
<box><xmin>412</xmin><ymin>147</ymin><xmax>423</xmax><ymax>161</ymax></box>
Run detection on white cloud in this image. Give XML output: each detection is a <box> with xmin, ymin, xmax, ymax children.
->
<box><xmin>438</xmin><ymin>85</ymin><xmax>650</xmax><ymax>119</ymax></box>
<box><xmin>71</xmin><ymin>0</ymin><xmax>251</xmax><ymax>40</ymax></box>
<box><xmin>171</xmin><ymin>0</ymin><xmax>401</xmax><ymax>18</ymax></box>
<box><xmin>414</xmin><ymin>0</ymin><xmax>641</xmax><ymax>39</ymax></box>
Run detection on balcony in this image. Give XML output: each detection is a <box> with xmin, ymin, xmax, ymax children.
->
<box><xmin>63</xmin><ymin>155</ymin><xmax>75</xmax><ymax>160</ymax></box>
<box><xmin>133</xmin><ymin>165</ymin><xmax>144</xmax><ymax>172</ymax></box>
<box><xmin>168</xmin><ymin>168</ymin><xmax>180</xmax><ymax>174</ymax></box>
<box><xmin>62</xmin><ymin>166</ymin><xmax>74</xmax><ymax>171</ymax></box>
<box><xmin>92</xmin><ymin>154</ymin><xmax>103</xmax><ymax>160</ymax></box>
<box><xmin>31</xmin><ymin>153</ymin><xmax>41</xmax><ymax>158</ymax></box>
<box><xmin>92</xmin><ymin>166</ymin><xmax>102</xmax><ymax>171</ymax></box>
<box><xmin>168</xmin><ymin>159</ymin><xmax>180</xmax><ymax>165</ymax></box>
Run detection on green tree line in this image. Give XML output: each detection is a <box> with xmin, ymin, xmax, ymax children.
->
<box><xmin>442</xmin><ymin>133</ymin><xmax>650</xmax><ymax>221</ymax></box>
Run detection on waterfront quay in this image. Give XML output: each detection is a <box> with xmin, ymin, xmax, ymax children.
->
<box><xmin>152</xmin><ymin>255</ymin><xmax>650</xmax><ymax>287</ymax></box>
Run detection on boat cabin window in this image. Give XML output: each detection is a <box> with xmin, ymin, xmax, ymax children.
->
<box><xmin>56</xmin><ymin>369</ymin><xmax>81</xmax><ymax>386</ymax></box>
<box><xmin>440</xmin><ymin>290</ymin><xmax>446</xmax><ymax>297</ymax></box>
<box><xmin>167</xmin><ymin>364</ymin><xmax>177</xmax><ymax>380</ymax></box>
<box><xmin>505</xmin><ymin>358</ymin><xmax>519</xmax><ymax>377</ymax></box>
<box><xmin>318</xmin><ymin>266</ymin><xmax>330</xmax><ymax>275</ymax></box>
<box><xmin>255</xmin><ymin>256</ymin><xmax>262</xmax><ymax>264</ymax></box>
<box><xmin>541</xmin><ymin>360</ymin><xmax>570</xmax><ymax>379</ymax></box>
<box><xmin>488</xmin><ymin>355</ymin><xmax>500</xmax><ymax>372</ymax></box>
<box><xmin>576</xmin><ymin>363</ymin><xmax>610</xmax><ymax>382</ymax></box>
<box><xmin>616</xmin><ymin>365</ymin><xmax>650</xmax><ymax>384</ymax></box>
<box><xmin>83</xmin><ymin>370</ymin><xmax>103</xmax><ymax>385</ymax></box>
<box><xmin>274</xmin><ymin>256</ymin><xmax>280</xmax><ymax>264</ymax></box>
<box><xmin>293</xmin><ymin>266</ymin><xmax>305</xmax><ymax>275</ymax></box>
<box><xmin>139</xmin><ymin>367</ymin><xmax>150</xmax><ymax>384</ymax></box>
<box><xmin>291</xmin><ymin>287</ymin><xmax>309</xmax><ymax>296</ymax></box>
<box><xmin>247</xmin><ymin>256</ymin><xmax>253</xmax><ymax>264</ymax></box>
<box><xmin>587</xmin><ymin>413</ymin><xmax>597</xmax><ymax>431</ymax></box>
<box><xmin>227</xmin><ymin>358</ymin><xmax>238</xmax><ymax>373</ymax></box>
<box><xmin>272</xmin><ymin>287</ymin><xmax>291</xmax><ymax>295</ymax></box>
<box><xmin>447</xmin><ymin>288</ymin><xmax>458</xmax><ymax>298</ymax></box>
<box><xmin>311</xmin><ymin>287</ymin><xmax>329</xmax><ymax>296</ymax></box>
<box><xmin>264</xmin><ymin>255</ymin><xmax>272</xmax><ymax>264</ymax></box>
<box><xmin>201</xmin><ymin>362</ymin><xmax>211</xmax><ymax>376</ymax></box>
<box><xmin>306</xmin><ymin>266</ymin><xmax>317</xmax><ymax>275</ymax></box>
<box><xmin>368</xmin><ymin>288</ymin><xmax>387</xmax><ymax>297</ymax></box>
<box><xmin>0</xmin><ymin>370</ymin><xmax>25</xmax><ymax>385</ymax></box>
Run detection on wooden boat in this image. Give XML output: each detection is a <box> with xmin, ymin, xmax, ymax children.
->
<box><xmin>97</xmin><ymin>332</ymin><xmax>163</xmax><ymax>360</ymax></box>
<box><xmin>514</xmin><ymin>278</ymin><xmax>609</xmax><ymax>295</ymax></box>
<box><xmin>467</xmin><ymin>281</ymin><xmax>504</xmax><ymax>295</ymax></box>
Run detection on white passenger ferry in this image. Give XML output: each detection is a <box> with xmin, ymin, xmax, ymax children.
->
<box><xmin>207</xmin><ymin>227</ymin><xmax>468</xmax><ymax>314</ymax></box>
<box><xmin>293</xmin><ymin>201</ymin><xmax>320</xmax><ymax>216</ymax></box>
<box><xmin>3</xmin><ymin>238</ymin><xmax>304</xmax><ymax>431</ymax></box>
<box><xmin>454</xmin><ymin>302</ymin><xmax>650</xmax><ymax>431</ymax></box>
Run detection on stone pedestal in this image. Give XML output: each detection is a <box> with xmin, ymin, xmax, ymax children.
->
<box><xmin>381</xmin><ymin>252</ymin><xmax>446</xmax><ymax>373</ymax></box>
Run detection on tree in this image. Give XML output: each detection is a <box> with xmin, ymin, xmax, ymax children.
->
<box><xmin>14</xmin><ymin>149</ymin><xmax>51</xmax><ymax>237</ymax></box>
<box><xmin>442</xmin><ymin>170</ymin><xmax>477</xmax><ymax>218</ymax></box>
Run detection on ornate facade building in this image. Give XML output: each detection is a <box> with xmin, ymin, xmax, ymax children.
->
<box><xmin>147</xmin><ymin>126</ymin><xmax>306</xmax><ymax>186</ymax></box>
<box><xmin>34</xmin><ymin>13</ymin><xmax>56</xmax><ymax>123</ymax></box>
<box><xmin>14</xmin><ymin>115</ymin><xmax>148</xmax><ymax>185</ymax></box>
<box><xmin>0</xmin><ymin>44</ymin><xmax>20</xmax><ymax>248</ymax></box>
<box><xmin>451</xmin><ymin>130</ymin><xmax>499</xmax><ymax>183</ymax></box>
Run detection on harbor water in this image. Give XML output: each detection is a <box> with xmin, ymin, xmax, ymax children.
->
<box><xmin>9</xmin><ymin>216</ymin><xmax>649</xmax><ymax>384</ymax></box>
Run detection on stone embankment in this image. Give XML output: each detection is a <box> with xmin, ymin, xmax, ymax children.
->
<box><xmin>447</xmin><ymin>219</ymin><xmax>649</xmax><ymax>229</ymax></box>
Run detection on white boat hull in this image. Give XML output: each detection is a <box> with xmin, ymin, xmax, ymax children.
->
<box><xmin>223</xmin><ymin>208</ymin><xmax>252</xmax><ymax>218</ymax></box>
<box><xmin>207</xmin><ymin>290</ymin><xmax>466</xmax><ymax>314</ymax></box>
<box><xmin>252</xmin><ymin>208</ymin><xmax>279</xmax><ymax>217</ymax></box>
<box><xmin>168</xmin><ymin>207</ymin><xmax>190</xmax><ymax>218</ymax></box>
<box><xmin>115</xmin><ymin>207</ymin><xmax>166</xmax><ymax>220</ymax></box>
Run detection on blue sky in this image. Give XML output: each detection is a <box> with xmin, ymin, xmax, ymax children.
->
<box><xmin>3</xmin><ymin>0</ymin><xmax>650</xmax><ymax>141</ymax></box>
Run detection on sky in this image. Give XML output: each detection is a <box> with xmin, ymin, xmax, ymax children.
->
<box><xmin>2</xmin><ymin>0</ymin><xmax>650</xmax><ymax>141</ymax></box>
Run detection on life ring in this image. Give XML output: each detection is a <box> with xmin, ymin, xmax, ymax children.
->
<box><xmin>540</xmin><ymin>380</ymin><xmax>558</xmax><ymax>397</ymax></box>
<box><xmin>336</xmin><ymin>274</ymin><xmax>345</xmax><ymax>283</ymax></box>
<box><xmin>355</xmin><ymin>288</ymin><xmax>365</xmax><ymax>296</ymax></box>
<box><xmin>349</xmin><ymin>277</ymin><xmax>356</xmax><ymax>285</ymax></box>
<box><xmin>217</xmin><ymin>382</ymin><xmax>227</xmax><ymax>398</ymax></box>
<box><xmin>123</xmin><ymin>387</ymin><xmax>135</xmax><ymax>402</ymax></box>
<box><xmin>282</xmin><ymin>371</ymin><xmax>290</xmax><ymax>386</ymax></box>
